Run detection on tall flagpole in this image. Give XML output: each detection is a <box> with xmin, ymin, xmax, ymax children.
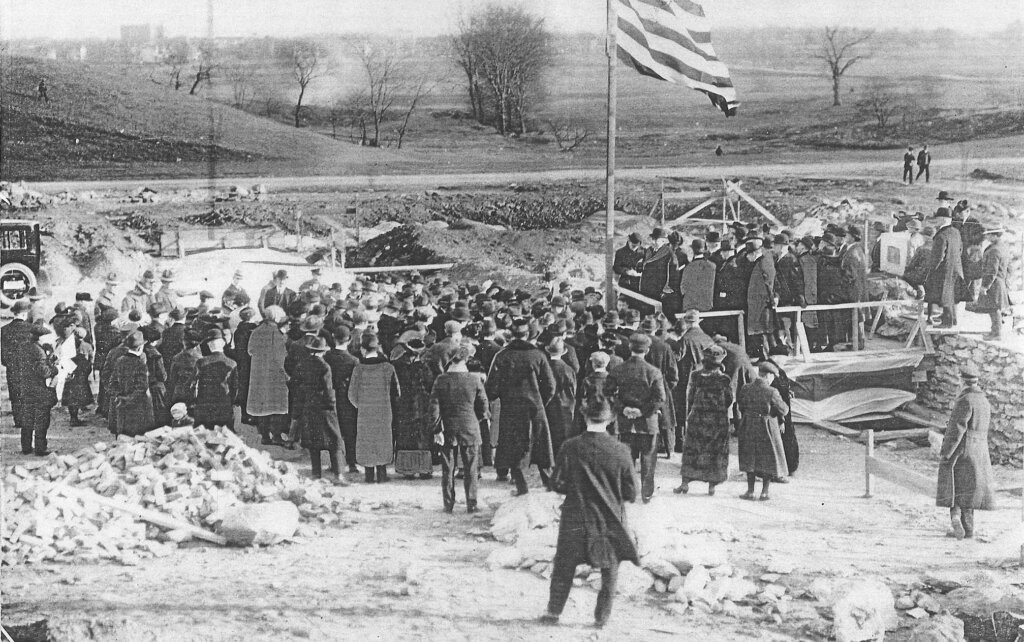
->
<box><xmin>604</xmin><ymin>0</ymin><xmax>618</xmax><ymax>311</ymax></box>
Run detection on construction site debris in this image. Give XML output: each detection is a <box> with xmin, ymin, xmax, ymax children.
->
<box><xmin>2</xmin><ymin>425</ymin><xmax>351</xmax><ymax>566</ymax></box>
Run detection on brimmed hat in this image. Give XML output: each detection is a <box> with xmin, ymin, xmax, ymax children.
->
<box><xmin>744</xmin><ymin>237</ymin><xmax>763</xmax><ymax>249</ymax></box>
<box><xmin>846</xmin><ymin>225</ymin><xmax>862</xmax><ymax>241</ymax></box>
<box><xmin>204</xmin><ymin>328</ymin><xmax>225</xmax><ymax>343</ymax></box>
<box><xmin>650</xmin><ymin>227</ymin><xmax>666</xmax><ymax>240</ymax></box>
<box><xmin>932</xmin><ymin>207</ymin><xmax>952</xmax><ymax>219</ymax></box>
<box><xmin>905</xmin><ymin>218</ymin><xmax>923</xmax><ymax>231</ymax></box>
<box><xmin>703</xmin><ymin>345</ymin><xmax>727</xmax><ymax>365</ymax></box>
<box><xmin>450</xmin><ymin>307</ymin><xmax>471</xmax><ymax>322</ymax></box>
<box><xmin>304</xmin><ymin>335</ymin><xmax>330</xmax><ymax>353</ymax></box>
<box><xmin>639</xmin><ymin>317</ymin><xmax>658</xmax><ymax>333</ymax></box>
<box><xmin>124</xmin><ymin>331</ymin><xmax>145</xmax><ymax>349</ymax></box>
<box><xmin>160</xmin><ymin>269</ymin><xmax>176</xmax><ymax>282</ymax></box>
<box><xmin>757</xmin><ymin>361</ymin><xmax>780</xmax><ymax>376</ymax></box>
<box><xmin>680</xmin><ymin>309</ymin><xmax>701</xmax><ymax>324</ymax></box>
<box><xmin>960</xmin><ymin>363</ymin><xmax>980</xmax><ymax>380</ymax></box>
<box><xmin>936</xmin><ymin>190</ymin><xmax>953</xmax><ymax>201</ymax></box>
<box><xmin>627</xmin><ymin>232</ymin><xmax>642</xmax><ymax>244</ymax></box>
<box><xmin>273</xmin><ymin>269</ymin><xmax>288</xmax><ymax>280</ymax></box>
<box><xmin>705</xmin><ymin>231</ymin><xmax>721</xmax><ymax>244</ymax></box>
<box><xmin>233</xmin><ymin>269</ymin><xmax>244</xmax><ymax>279</ymax></box>
<box><xmin>299</xmin><ymin>315</ymin><xmax>323</xmax><ymax>334</ymax></box>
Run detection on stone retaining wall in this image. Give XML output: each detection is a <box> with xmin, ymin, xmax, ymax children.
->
<box><xmin>919</xmin><ymin>334</ymin><xmax>1024</xmax><ymax>466</ymax></box>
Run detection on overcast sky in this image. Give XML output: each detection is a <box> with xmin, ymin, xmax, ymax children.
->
<box><xmin>1</xmin><ymin>0</ymin><xmax>1020</xmax><ymax>40</ymax></box>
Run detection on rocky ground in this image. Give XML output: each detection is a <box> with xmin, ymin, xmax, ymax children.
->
<box><xmin>2</xmin><ymin>397</ymin><xmax>1021</xmax><ymax>641</ymax></box>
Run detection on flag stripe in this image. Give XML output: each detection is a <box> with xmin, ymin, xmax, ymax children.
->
<box><xmin>617</xmin><ymin>16</ymin><xmax>733</xmax><ymax>88</ymax></box>
<box><xmin>616</xmin><ymin>0</ymin><xmax>738</xmax><ymax>115</ymax></box>
<box><xmin>620</xmin><ymin>0</ymin><xmax>722</xmax><ymax>65</ymax></box>
<box><xmin>630</xmin><ymin>0</ymin><xmax>712</xmax><ymax>44</ymax></box>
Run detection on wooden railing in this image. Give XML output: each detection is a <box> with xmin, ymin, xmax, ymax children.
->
<box><xmin>862</xmin><ymin>429</ymin><xmax>936</xmax><ymax>498</ymax></box>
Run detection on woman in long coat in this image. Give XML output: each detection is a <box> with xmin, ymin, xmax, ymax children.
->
<box><xmin>93</xmin><ymin>309</ymin><xmax>120</xmax><ymax>418</ymax></box>
<box><xmin>142</xmin><ymin>326</ymin><xmax>169</xmax><ymax>427</ymax></box>
<box><xmin>736</xmin><ymin>361</ymin><xmax>789</xmax><ymax>501</ymax></box>
<box><xmin>111</xmin><ymin>331</ymin><xmax>155</xmax><ymax>436</ymax></box>
<box><xmin>675</xmin><ymin>346</ymin><xmax>733</xmax><ymax>495</ymax></box>
<box><xmin>974</xmin><ymin>229</ymin><xmax>1010</xmax><ymax>340</ymax></box>
<box><xmin>231</xmin><ymin>308</ymin><xmax>258</xmax><ymax>424</ymax></box>
<box><xmin>297</xmin><ymin>336</ymin><xmax>345</xmax><ymax>483</ymax></box>
<box><xmin>744</xmin><ymin>242</ymin><xmax>777</xmax><ymax>347</ymax></box>
<box><xmin>349</xmin><ymin>334</ymin><xmax>400</xmax><ymax>483</ymax></box>
<box><xmin>936</xmin><ymin>364</ymin><xmax>995</xmax><ymax>539</ymax></box>
<box><xmin>390</xmin><ymin>339</ymin><xmax>435</xmax><ymax>478</ymax></box>
<box><xmin>246</xmin><ymin>307</ymin><xmax>290</xmax><ymax>444</ymax></box>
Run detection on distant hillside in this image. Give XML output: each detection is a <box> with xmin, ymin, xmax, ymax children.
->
<box><xmin>0</xmin><ymin>56</ymin><xmax>390</xmax><ymax>180</ymax></box>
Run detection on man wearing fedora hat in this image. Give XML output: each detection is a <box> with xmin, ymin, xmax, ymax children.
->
<box><xmin>221</xmin><ymin>270</ymin><xmax>249</xmax><ymax>311</ymax></box>
<box><xmin>916</xmin><ymin>144</ymin><xmax>931</xmax><ymax>183</ymax></box>
<box><xmin>296</xmin><ymin>335</ymin><xmax>347</xmax><ymax>484</ymax></box>
<box><xmin>121</xmin><ymin>270</ymin><xmax>156</xmax><ymax>316</ymax></box>
<box><xmin>95</xmin><ymin>273</ymin><xmax>119</xmax><ymax>316</ymax></box>
<box><xmin>612</xmin><ymin>232</ymin><xmax>645</xmax><ymax>292</ymax></box>
<box><xmin>258</xmin><ymin>269</ymin><xmax>296</xmax><ymax>316</ymax></box>
<box><xmin>923</xmin><ymin>207</ymin><xmax>964</xmax><ymax>327</ymax></box>
<box><xmin>192</xmin><ymin>328</ymin><xmax>239</xmax><ymax>432</ymax></box>
<box><xmin>936</xmin><ymin>363</ymin><xmax>995</xmax><ymax>539</ymax></box>
<box><xmin>975</xmin><ymin>227</ymin><xmax>1010</xmax><ymax>340</ymax></box>
<box><xmin>679</xmin><ymin>239</ymin><xmax>717</xmax><ymax>314</ymax></box>
<box><xmin>840</xmin><ymin>225</ymin><xmax>868</xmax><ymax>349</ymax></box>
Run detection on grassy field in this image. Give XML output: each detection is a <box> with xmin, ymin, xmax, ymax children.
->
<box><xmin>2</xmin><ymin>27</ymin><xmax>1022</xmax><ymax>181</ymax></box>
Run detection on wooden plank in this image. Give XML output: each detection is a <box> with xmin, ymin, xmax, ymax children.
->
<box><xmin>806</xmin><ymin>419</ymin><xmax>861</xmax><ymax>438</ymax></box>
<box><xmin>616</xmin><ymin>286</ymin><xmax>663</xmax><ymax>313</ymax></box>
<box><xmin>666</xmin><ymin>197</ymin><xmax>719</xmax><ymax>226</ymax></box>
<box><xmin>858</xmin><ymin>428</ymin><xmax>931</xmax><ymax>443</ymax></box>
<box><xmin>892</xmin><ymin>410</ymin><xmax>946</xmax><ymax>431</ymax></box>
<box><xmin>726</xmin><ymin>182</ymin><xmax>783</xmax><ymax>226</ymax></box>
<box><xmin>347</xmin><ymin>263</ymin><xmax>455</xmax><ymax>274</ymax></box>
<box><xmin>57</xmin><ymin>484</ymin><xmax>227</xmax><ymax>546</ymax></box>
<box><xmin>867</xmin><ymin>457</ymin><xmax>936</xmax><ymax>497</ymax></box>
<box><xmin>662</xmin><ymin>191</ymin><xmax>721</xmax><ymax>200</ymax></box>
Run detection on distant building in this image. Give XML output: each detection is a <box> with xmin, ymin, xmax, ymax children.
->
<box><xmin>120</xmin><ymin>23</ymin><xmax>167</xmax><ymax>64</ymax></box>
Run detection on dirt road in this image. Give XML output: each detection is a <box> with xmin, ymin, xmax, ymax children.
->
<box><xmin>26</xmin><ymin>153</ymin><xmax>1024</xmax><ymax>195</ymax></box>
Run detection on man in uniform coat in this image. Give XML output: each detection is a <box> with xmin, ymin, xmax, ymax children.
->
<box><xmin>638</xmin><ymin>317</ymin><xmax>678</xmax><ymax>455</ymax></box>
<box><xmin>936</xmin><ymin>363</ymin><xmax>995</xmax><ymax>539</ymax></box>
<box><xmin>540</xmin><ymin>396</ymin><xmax>638</xmax><ymax>629</ymax></box>
<box><xmin>19</xmin><ymin>325</ymin><xmax>58</xmax><ymax>455</ymax></box>
<box><xmin>772</xmin><ymin>234</ymin><xmax>804</xmax><ymax>350</ymax></box>
<box><xmin>743</xmin><ymin>238</ymin><xmax>777</xmax><ymax>357</ymax></box>
<box><xmin>612</xmin><ymin>232</ymin><xmax>644</xmax><ymax>292</ymax></box>
<box><xmin>111</xmin><ymin>331</ymin><xmax>155</xmax><ymax>437</ymax></box>
<box><xmin>924</xmin><ymin>208</ymin><xmax>964</xmax><ymax>328</ymax></box>
<box><xmin>679</xmin><ymin>239</ymin><xmax>717</xmax><ymax>313</ymax></box>
<box><xmin>1</xmin><ymin>300</ymin><xmax>34</xmax><ymax>430</ymax></box>
<box><xmin>603</xmin><ymin>334</ymin><xmax>665</xmax><ymax>503</ymax></box>
<box><xmin>975</xmin><ymin>228</ymin><xmax>1010</xmax><ymax>341</ymax></box>
<box><xmin>487</xmin><ymin>317</ymin><xmax>557</xmax><ymax>496</ymax></box>
<box><xmin>192</xmin><ymin>328</ymin><xmax>239</xmax><ymax>431</ymax></box>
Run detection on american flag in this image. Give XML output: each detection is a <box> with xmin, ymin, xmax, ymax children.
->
<box><xmin>616</xmin><ymin>0</ymin><xmax>739</xmax><ymax>116</ymax></box>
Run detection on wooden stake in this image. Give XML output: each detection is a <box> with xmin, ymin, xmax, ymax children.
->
<box><xmin>604</xmin><ymin>0</ymin><xmax>618</xmax><ymax>311</ymax></box>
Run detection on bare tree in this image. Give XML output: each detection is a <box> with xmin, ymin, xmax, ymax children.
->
<box><xmin>545</xmin><ymin>120</ymin><xmax>591</xmax><ymax>152</ymax></box>
<box><xmin>287</xmin><ymin>40</ymin><xmax>324</xmax><ymax>128</ymax></box>
<box><xmin>450</xmin><ymin>13</ymin><xmax>483</xmax><ymax>120</ymax></box>
<box><xmin>188</xmin><ymin>40</ymin><xmax>217</xmax><ymax>95</ymax></box>
<box><xmin>224</xmin><ymin>63</ymin><xmax>256</xmax><ymax>109</ymax></box>
<box><xmin>814</xmin><ymin>26</ymin><xmax>872</xmax><ymax>107</ymax></box>
<box><xmin>857</xmin><ymin>82</ymin><xmax>900</xmax><ymax>129</ymax></box>
<box><xmin>450</xmin><ymin>6</ymin><xmax>551</xmax><ymax>135</ymax></box>
<box><xmin>356</xmin><ymin>43</ymin><xmax>399</xmax><ymax>146</ymax></box>
<box><xmin>394</xmin><ymin>78</ymin><xmax>432</xmax><ymax>149</ymax></box>
<box><xmin>162</xmin><ymin>38</ymin><xmax>191</xmax><ymax>90</ymax></box>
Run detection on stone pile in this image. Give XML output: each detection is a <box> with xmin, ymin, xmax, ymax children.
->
<box><xmin>2</xmin><ymin>425</ymin><xmax>350</xmax><ymax>566</ymax></box>
<box><xmin>919</xmin><ymin>334</ymin><xmax>1024</xmax><ymax>465</ymax></box>
<box><xmin>789</xmin><ymin>198</ymin><xmax>877</xmax><ymax>238</ymax></box>
<box><xmin>0</xmin><ymin>181</ymin><xmax>48</xmax><ymax>210</ymax></box>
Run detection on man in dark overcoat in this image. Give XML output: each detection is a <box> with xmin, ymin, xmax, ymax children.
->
<box><xmin>612</xmin><ymin>232</ymin><xmax>645</xmax><ymax>292</ymax></box>
<box><xmin>324</xmin><ymin>325</ymin><xmax>361</xmax><ymax>472</ymax></box>
<box><xmin>111</xmin><ymin>331</ymin><xmax>155</xmax><ymax>436</ymax></box>
<box><xmin>712</xmin><ymin>243</ymin><xmax>747</xmax><ymax>343</ymax></box>
<box><xmin>487</xmin><ymin>317</ymin><xmax>556</xmax><ymax>495</ymax></box>
<box><xmin>839</xmin><ymin>225</ymin><xmax>869</xmax><ymax>348</ymax></box>
<box><xmin>772</xmin><ymin>234</ymin><xmax>804</xmax><ymax>349</ymax></box>
<box><xmin>19</xmin><ymin>325</ymin><xmax>58</xmax><ymax>455</ymax></box>
<box><xmin>975</xmin><ymin>228</ymin><xmax>1010</xmax><ymax>341</ymax></box>
<box><xmin>540</xmin><ymin>396</ymin><xmax>638</xmax><ymax>629</ymax></box>
<box><xmin>297</xmin><ymin>336</ymin><xmax>346</xmax><ymax>483</ymax></box>
<box><xmin>543</xmin><ymin>338</ymin><xmax>577</xmax><ymax>458</ymax></box>
<box><xmin>1</xmin><ymin>300</ymin><xmax>34</xmax><ymax>430</ymax></box>
<box><xmin>167</xmin><ymin>330</ymin><xmax>202</xmax><ymax>411</ymax></box>
<box><xmin>679</xmin><ymin>239</ymin><xmax>717</xmax><ymax>313</ymax></box>
<box><xmin>743</xmin><ymin>237</ymin><xmax>777</xmax><ymax>356</ymax></box>
<box><xmin>639</xmin><ymin>228</ymin><xmax>677</xmax><ymax>314</ymax></box>
<box><xmin>936</xmin><ymin>363</ymin><xmax>995</xmax><ymax>539</ymax></box>
<box><xmin>192</xmin><ymin>328</ymin><xmax>239</xmax><ymax>431</ymax></box>
<box><xmin>924</xmin><ymin>208</ymin><xmax>964</xmax><ymax>328</ymax></box>
<box><xmin>639</xmin><ymin>317</ymin><xmax>678</xmax><ymax>455</ymax></box>
<box><xmin>603</xmin><ymin>334</ymin><xmax>665</xmax><ymax>503</ymax></box>
<box><xmin>795</xmin><ymin>237</ymin><xmax>819</xmax><ymax>349</ymax></box>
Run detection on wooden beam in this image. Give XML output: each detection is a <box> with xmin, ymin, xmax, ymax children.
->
<box><xmin>616</xmin><ymin>286</ymin><xmax>663</xmax><ymax>313</ymax></box>
<box><xmin>725</xmin><ymin>182</ymin><xmax>783</xmax><ymax>227</ymax></box>
<box><xmin>804</xmin><ymin>420</ymin><xmax>861</xmax><ymax>438</ymax></box>
<box><xmin>347</xmin><ymin>263</ymin><xmax>455</xmax><ymax>274</ymax></box>
<box><xmin>892</xmin><ymin>410</ymin><xmax>946</xmax><ymax>431</ymax></box>
<box><xmin>661</xmin><ymin>191</ymin><xmax>722</xmax><ymax>200</ymax></box>
<box><xmin>666</xmin><ymin>197</ymin><xmax>718</xmax><ymax>227</ymax></box>
<box><xmin>858</xmin><ymin>428</ymin><xmax>931</xmax><ymax>443</ymax></box>
<box><xmin>866</xmin><ymin>457</ymin><xmax>936</xmax><ymax>497</ymax></box>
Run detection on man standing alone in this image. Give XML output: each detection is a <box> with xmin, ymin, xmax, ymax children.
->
<box><xmin>916</xmin><ymin>144</ymin><xmax>931</xmax><ymax>183</ymax></box>
<box><xmin>540</xmin><ymin>397</ymin><xmax>638</xmax><ymax>629</ymax></box>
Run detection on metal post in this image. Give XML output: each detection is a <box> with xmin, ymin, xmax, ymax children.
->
<box><xmin>660</xmin><ymin>179</ymin><xmax>665</xmax><ymax>226</ymax></box>
<box><xmin>604</xmin><ymin>0</ymin><xmax>617</xmax><ymax>312</ymax></box>
<box><xmin>737</xmin><ymin>311</ymin><xmax>746</xmax><ymax>351</ymax></box>
<box><xmin>864</xmin><ymin>429</ymin><xmax>874</xmax><ymax>498</ymax></box>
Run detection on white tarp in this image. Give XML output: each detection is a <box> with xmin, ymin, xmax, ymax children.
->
<box><xmin>790</xmin><ymin>388</ymin><xmax>917</xmax><ymax>424</ymax></box>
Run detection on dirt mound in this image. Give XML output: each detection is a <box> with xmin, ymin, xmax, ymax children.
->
<box><xmin>345</xmin><ymin>225</ymin><xmax>446</xmax><ymax>268</ymax></box>
<box><xmin>969</xmin><ymin>168</ymin><xmax>1009</xmax><ymax>181</ymax></box>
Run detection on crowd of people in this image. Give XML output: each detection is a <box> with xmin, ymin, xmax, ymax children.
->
<box><xmin>1</xmin><ymin>249</ymin><xmax>805</xmax><ymax>511</ymax></box>
<box><xmin>616</xmin><ymin>188</ymin><xmax>1011</xmax><ymax>347</ymax></box>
